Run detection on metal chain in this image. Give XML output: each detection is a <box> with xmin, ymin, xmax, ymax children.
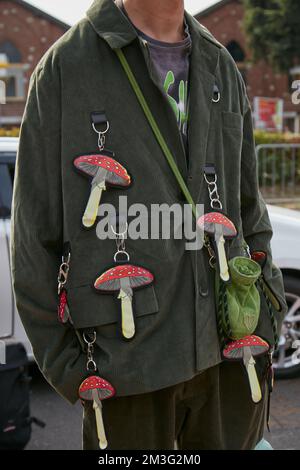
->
<box><xmin>203</xmin><ymin>234</ymin><xmax>216</xmax><ymax>268</ymax></box>
<box><xmin>83</xmin><ymin>331</ymin><xmax>97</xmax><ymax>372</ymax></box>
<box><xmin>111</xmin><ymin>222</ymin><xmax>130</xmax><ymax>263</ymax></box>
<box><xmin>116</xmin><ymin>233</ymin><xmax>126</xmax><ymax>252</ymax></box>
<box><xmin>98</xmin><ymin>133</ymin><xmax>106</xmax><ymax>151</ymax></box>
<box><xmin>92</xmin><ymin>121</ymin><xmax>110</xmax><ymax>152</ymax></box>
<box><xmin>204</xmin><ymin>173</ymin><xmax>223</xmax><ymax>210</ymax></box>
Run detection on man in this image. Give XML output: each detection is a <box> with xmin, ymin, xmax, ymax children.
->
<box><xmin>11</xmin><ymin>0</ymin><xmax>287</xmax><ymax>450</ymax></box>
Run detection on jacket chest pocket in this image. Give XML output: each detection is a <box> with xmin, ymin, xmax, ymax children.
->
<box><xmin>207</xmin><ymin>109</ymin><xmax>243</xmax><ymax>160</ymax></box>
<box><xmin>222</xmin><ymin>110</ymin><xmax>243</xmax><ymax>131</ymax></box>
<box><xmin>206</xmin><ymin>110</ymin><xmax>243</xmax><ymax>213</ymax></box>
<box><xmin>221</xmin><ymin>111</ymin><xmax>243</xmax><ymax>167</ymax></box>
<box><xmin>220</xmin><ymin>111</ymin><xmax>243</xmax><ymax>215</ymax></box>
<box><xmin>67</xmin><ymin>282</ymin><xmax>159</xmax><ymax>337</ymax></box>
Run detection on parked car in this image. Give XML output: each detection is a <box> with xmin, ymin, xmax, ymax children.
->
<box><xmin>0</xmin><ymin>138</ymin><xmax>32</xmax><ymax>359</ymax></box>
<box><xmin>1</xmin><ymin>137</ymin><xmax>300</xmax><ymax>377</ymax></box>
<box><xmin>265</xmin><ymin>205</ymin><xmax>300</xmax><ymax>378</ymax></box>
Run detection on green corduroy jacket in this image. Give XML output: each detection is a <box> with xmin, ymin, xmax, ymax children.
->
<box><xmin>11</xmin><ymin>0</ymin><xmax>288</xmax><ymax>404</ymax></box>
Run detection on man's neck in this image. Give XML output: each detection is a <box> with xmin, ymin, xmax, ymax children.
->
<box><xmin>122</xmin><ymin>0</ymin><xmax>185</xmax><ymax>43</ymax></box>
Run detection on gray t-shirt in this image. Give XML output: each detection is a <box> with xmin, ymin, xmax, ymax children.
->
<box><xmin>115</xmin><ymin>0</ymin><xmax>192</xmax><ymax>155</ymax></box>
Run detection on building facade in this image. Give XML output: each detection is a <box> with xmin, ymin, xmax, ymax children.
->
<box><xmin>195</xmin><ymin>0</ymin><xmax>300</xmax><ymax>133</ymax></box>
<box><xmin>0</xmin><ymin>0</ymin><xmax>299</xmax><ymax>132</ymax></box>
<box><xmin>0</xmin><ymin>0</ymin><xmax>69</xmax><ymax>127</ymax></box>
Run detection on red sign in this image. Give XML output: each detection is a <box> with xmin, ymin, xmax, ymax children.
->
<box><xmin>254</xmin><ymin>97</ymin><xmax>283</xmax><ymax>132</ymax></box>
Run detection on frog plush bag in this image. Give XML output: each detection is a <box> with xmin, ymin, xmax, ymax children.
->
<box><xmin>215</xmin><ymin>256</ymin><xmax>262</xmax><ymax>340</ymax></box>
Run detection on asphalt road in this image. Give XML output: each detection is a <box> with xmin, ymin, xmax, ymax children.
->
<box><xmin>26</xmin><ymin>367</ymin><xmax>300</xmax><ymax>450</ymax></box>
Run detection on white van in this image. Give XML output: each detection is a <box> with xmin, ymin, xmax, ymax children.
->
<box><xmin>0</xmin><ymin>137</ymin><xmax>32</xmax><ymax>359</ymax></box>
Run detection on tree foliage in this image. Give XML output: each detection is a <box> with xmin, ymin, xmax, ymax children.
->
<box><xmin>243</xmin><ymin>0</ymin><xmax>300</xmax><ymax>72</ymax></box>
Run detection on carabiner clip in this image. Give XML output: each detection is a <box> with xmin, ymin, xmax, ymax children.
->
<box><xmin>91</xmin><ymin>111</ymin><xmax>110</xmax><ymax>151</ymax></box>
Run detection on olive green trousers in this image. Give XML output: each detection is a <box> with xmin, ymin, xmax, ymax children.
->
<box><xmin>82</xmin><ymin>356</ymin><xmax>270</xmax><ymax>450</ymax></box>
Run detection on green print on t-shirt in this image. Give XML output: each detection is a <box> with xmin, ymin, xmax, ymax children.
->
<box><xmin>163</xmin><ymin>70</ymin><xmax>188</xmax><ymax>136</ymax></box>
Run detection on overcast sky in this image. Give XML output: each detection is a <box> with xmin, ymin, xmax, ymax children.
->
<box><xmin>25</xmin><ymin>0</ymin><xmax>217</xmax><ymax>25</ymax></box>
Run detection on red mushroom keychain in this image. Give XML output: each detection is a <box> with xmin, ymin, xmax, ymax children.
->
<box><xmin>79</xmin><ymin>331</ymin><xmax>116</xmax><ymax>450</ymax></box>
<box><xmin>94</xmin><ymin>264</ymin><xmax>154</xmax><ymax>340</ymax></box>
<box><xmin>197</xmin><ymin>211</ymin><xmax>237</xmax><ymax>282</ymax></box>
<box><xmin>79</xmin><ymin>375</ymin><xmax>115</xmax><ymax>450</ymax></box>
<box><xmin>200</xmin><ymin>165</ymin><xmax>238</xmax><ymax>281</ymax></box>
<box><xmin>223</xmin><ymin>335</ymin><xmax>269</xmax><ymax>403</ymax></box>
<box><xmin>74</xmin><ymin>113</ymin><xmax>131</xmax><ymax>228</ymax></box>
<box><xmin>74</xmin><ymin>153</ymin><xmax>131</xmax><ymax>228</ymax></box>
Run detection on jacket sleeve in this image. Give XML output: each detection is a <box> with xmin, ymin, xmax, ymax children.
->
<box><xmin>240</xmin><ymin>80</ymin><xmax>288</xmax><ymax>344</ymax></box>
<box><xmin>10</xmin><ymin>55</ymin><xmax>86</xmax><ymax>404</ymax></box>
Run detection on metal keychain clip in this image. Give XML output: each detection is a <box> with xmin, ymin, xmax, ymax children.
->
<box><xmin>83</xmin><ymin>331</ymin><xmax>97</xmax><ymax>372</ymax></box>
<box><xmin>111</xmin><ymin>221</ymin><xmax>130</xmax><ymax>263</ymax></box>
<box><xmin>91</xmin><ymin>111</ymin><xmax>110</xmax><ymax>151</ymax></box>
<box><xmin>57</xmin><ymin>251</ymin><xmax>71</xmax><ymax>295</ymax></box>
<box><xmin>204</xmin><ymin>236</ymin><xmax>217</xmax><ymax>268</ymax></box>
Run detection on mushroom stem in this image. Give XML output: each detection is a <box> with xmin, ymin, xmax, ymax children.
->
<box><xmin>118</xmin><ymin>289</ymin><xmax>135</xmax><ymax>339</ymax></box>
<box><xmin>215</xmin><ymin>224</ymin><xmax>229</xmax><ymax>282</ymax></box>
<box><xmin>242</xmin><ymin>346</ymin><xmax>262</xmax><ymax>403</ymax></box>
<box><xmin>82</xmin><ymin>181</ymin><xmax>106</xmax><ymax>228</ymax></box>
<box><xmin>92</xmin><ymin>389</ymin><xmax>108</xmax><ymax>450</ymax></box>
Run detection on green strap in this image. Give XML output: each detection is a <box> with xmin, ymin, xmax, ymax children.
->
<box><xmin>115</xmin><ymin>48</ymin><xmax>198</xmax><ymax>220</ymax></box>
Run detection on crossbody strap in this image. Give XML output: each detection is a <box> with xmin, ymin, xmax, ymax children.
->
<box><xmin>115</xmin><ymin>48</ymin><xmax>198</xmax><ymax>219</ymax></box>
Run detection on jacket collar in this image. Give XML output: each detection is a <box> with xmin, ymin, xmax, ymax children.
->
<box><xmin>86</xmin><ymin>0</ymin><xmax>222</xmax><ymax>203</ymax></box>
<box><xmin>86</xmin><ymin>0</ymin><xmax>222</xmax><ymax>53</ymax></box>
<box><xmin>86</xmin><ymin>0</ymin><xmax>137</xmax><ymax>49</ymax></box>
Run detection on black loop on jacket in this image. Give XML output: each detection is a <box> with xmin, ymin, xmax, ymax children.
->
<box><xmin>212</xmin><ymin>84</ymin><xmax>220</xmax><ymax>103</ymax></box>
<box><xmin>203</xmin><ymin>163</ymin><xmax>216</xmax><ymax>179</ymax></box>
<box><xmin>91</xmin><ymin>111</ymin><xmax>108</xmax><ymax>125</ymax></box>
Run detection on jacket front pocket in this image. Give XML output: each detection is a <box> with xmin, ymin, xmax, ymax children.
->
<box><xmin>67</xmin><ymin>283</ymin><xmax>159</xmax><ymax>330</ymax></box>
<box><xmin>221</xmin><ymin>110</ymin><xmax>243</xmax><ymax>131</ymax></box>
<box><xmin>221</xmin><ymin>111</ymin><xmax>243</xmax><ymax>159</ymax></box>
<box><xmin>220</xmin><ymin>111</ymin><xmax>243</xmax><ymax>215</ymax></box>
